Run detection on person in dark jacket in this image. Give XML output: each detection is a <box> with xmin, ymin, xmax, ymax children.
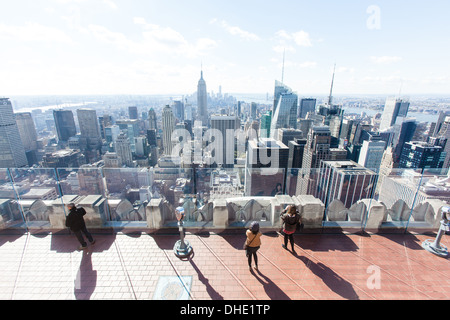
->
<box><xmin>65</xmin><ymin>203</ymin><xmax>95</xmax><ymax>250</ymax></box>
<box><xmin>280</xmin><ymin>205</ymin><xmax>301</xmax><ymax>255</ymax></box>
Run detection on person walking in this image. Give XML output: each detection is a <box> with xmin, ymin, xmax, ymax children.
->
<box><xmin>245</xmin><ymin>221</ymin><xmax>262</xmax><ymax>271</ymax></box>
<box><xmin>280</xmin><ymin>205</ymin><xmax>301</xmax><ymax>255</ymax></box>
<box><xmin>65</xmin><ymin>203</ymin><xmax>95</xmax><ymax>250</ymax></box>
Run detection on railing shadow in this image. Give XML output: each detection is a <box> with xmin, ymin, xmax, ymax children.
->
<box><xmin>376</xmin><ymin>233</ymin><xmax>424</xmax><ymax>250</ymax></box>
<box><xmin>295</xmin><ymin>233</ymin><xmax>360</xmax><ymax>252</ymax></box>
<box><xmin>50</xmin><ymin>233</ymin><xmax>116</xmax><ymax>253</ymax></box>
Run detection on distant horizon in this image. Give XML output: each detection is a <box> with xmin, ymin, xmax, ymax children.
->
<box><xmin>5</xmin><ymin>92</ymin><xmax>450</xmax><ymax>98</ymax></box>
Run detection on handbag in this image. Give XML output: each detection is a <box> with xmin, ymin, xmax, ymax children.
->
<box><xmin>243</xmin><ymin>233</ymin><xmax>257</xmax><ymax>250</ymax></box>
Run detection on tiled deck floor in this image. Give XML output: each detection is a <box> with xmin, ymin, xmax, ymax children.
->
<box><xmin>0</xmin><ymin>231</ymin><xmax>448</xmax><ymax>300</ymax></box>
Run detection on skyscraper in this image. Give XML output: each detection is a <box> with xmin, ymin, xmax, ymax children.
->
<box><xmin>197</xmin><ymin>70</ymin><xmax>208</xmax><ymax>126</ymax></box>
<box><xmin>99</xmin><ymin>114</ymin><xmax>112</xmax><ymax>139</ymax></box>
<box><xmin>53</xmin><ymin>109</ymin><xmax>77</xmax><ymax>142</ymax></box>
<box><xmin>259</xmin><ymin>111</ymin><xmax>272</xmax><ymax>138</ymax></box>
<box><xmin>435</xmin><ymin>116</ymin><xmax>450</xmax><ymax>168</ymax></box>
<box><xmin>399</xmin><ymin>141</ymin><xmax>444</xmax><ymax>169</ymax></box>
<box><xmin>15</xmin><ymin>112</ymin><xmax>38</xmax><ymax>151</ymax></box>
<box><xmin>246</xmin><ymin>138</ymin><xmax>289</xmax><ymax>196</ymax></box>
<box><xmin>162</xmin><ymin>105</ymin><xmax>175</xmax><ymax>156</ymax></box>
<box><xmin>115</xmin><ymin>132</ymin><xmax>133</xmax><ymax>167</ymax></box>
<box><xmin>77</xmin><ymin>108</ymin><xmax>101</xmax><ymax>149</ymax></box>
<box><xmin>128</xmin><ymin>106</ymin><xmax>138</xmax><ymax>120</ymax></box>
<box><xmin>270</xmin><ymin>90</ymin><xmax>298</xmax><ymax>138</ymax></box>
<box><xmin>210</xmin><ymin>115</ymin><xmax>240</xmax><ymax>167</ymax></box>
<box><xmin>273</xmin><ymin>80</ymin><xmax>291</xmax><ymax>115</ymax></box>
<box><xmin>302</xmin><ymin>126</ymin><xmax>332</xmax><ymax>169</ymax></box>
<box><xmin>173</xmin><ymin>100</ymin><xmax>185</xmax><ymax>121</ymax></box>
<box><xmin>250</xmin><ymin>102</ymin><xmax>257</xmax><ymax>120</ymax></box>
<box><xmin>0</xmin><ymin>98</ymin><xmax>28</xmax><ymax>168</ymax></box>
<box><xmin>358</xmin><ymin>139</ymin><xmax>386</xmax><ymax>169</ymax></box>
<box><xmin>379</xmin><ymin>97</ymin><xmax>410</xmax><ymax>131</ymax></box>
<box><xmin>317</xmin><ymin>160</ymin><xmax>377</xmax><ymax>208</ymax></box>
<box><xmin>299</xmin><ymin>98</ymin><xmax>316</xmax><ymax>119</ymax></box>
<box><xmin>148</xmin><ymin>108</ymin><xmax>157</xmax><ymax>131</ymax></box>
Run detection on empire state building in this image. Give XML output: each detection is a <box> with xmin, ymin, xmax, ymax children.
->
<box><xmin>197</xmin><ymin>70</ymin><xmax>208</xmax><ymax>126</ymax></box>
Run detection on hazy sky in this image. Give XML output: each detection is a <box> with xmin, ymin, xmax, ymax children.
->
<box><xmin>1</xmin><ymin>0</ymin><xmax>449</xmax><ymax>96</ymax></box>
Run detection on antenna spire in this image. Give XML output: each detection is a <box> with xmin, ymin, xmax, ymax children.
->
<box><xmin>398</xmin><ymin>80</ymin><xmax>403</xmax><ymax>98</ymax></box>
<box><xmin>328</xmin><ymin>63</ymin><xmax>336</xmax><ymax>106</ymax></box>
<box><xmin>200</xmin><ymin>61</ymin><xmax>203</xmax><ymax>79</ymax></box>
<box><xmin>281</xmin><ymin>48</ymin><xmax>285</xmax><ymax>83</ymax></box>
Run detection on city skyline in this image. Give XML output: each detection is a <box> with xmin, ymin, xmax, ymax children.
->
<box><xmin>1</xmin><ymin>1</ymin><xmax>450</xmax><ymax>96</ymax></box>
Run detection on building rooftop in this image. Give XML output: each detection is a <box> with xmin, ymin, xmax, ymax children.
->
<box><xmin>0</xmin><ymin>230</ymin><xmax>448</xmax><ymax>300</ymax></box>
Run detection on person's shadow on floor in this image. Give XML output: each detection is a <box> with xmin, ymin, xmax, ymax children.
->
<box><xmin>250</xmin><ymin>268</ymin><xmax>291</xmax><ymax>300</ymax></box>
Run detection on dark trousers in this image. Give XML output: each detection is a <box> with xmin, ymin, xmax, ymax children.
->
<box><xmin>247</xmin><ymin>246</ymin><xmax>259</xmax><ymax>267</ymax></box>
<box><xmin>284</xmin><ymin>233</ymin><xmax>295</xmax><ymax>250</ymax></box>
<box><xmin>73</xmin><ymin>226</ymin><xmax>94</xmax><ymax>247</ymax></box>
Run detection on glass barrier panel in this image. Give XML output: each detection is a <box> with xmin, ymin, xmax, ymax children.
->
<box><xmin>57</xmin><ymin>167</ymin><xmax>108</xmax><ymax>229</ymax></box>
<box><xmin>368</xmin><ymin>168</ymin><xmax>424</xmax><ymax>233</ymax></box>
<box><xmin>189</xmin><ymin>167</ymin><xmax>246</xmax><ymax>227</ymax></box>
<box><xmin>57</xmin><ymin>167</ymin><xmax>106</xmax><ymax>197</ymax></box>
<box><xmin>102</xmin><ymin>167</ymin><xmax>150</xmax><ymax>226</ymax></box>
<box><xmin>405</xmin><ymin>167</ymin><xmax>450</xmax><ymax>233</ymax></box>
<box><xmin>307</xmin><ymin>166</ymin><xmax>376</xmax><ymax>233</ymax></box>
<box><xmin>245</xmin><ymin>167</ymin><xmax>285</xmax><ymax>197</ymax></box>
<box><xmin>8</xmin><ymin>168</ymin><xmax>61</xmax><ymax>231</ymax></box>
<box><xmin>0</xmin><ymin>168</ymin><xmax>26</xmax><ymax>231</ymax></box>
<box><xmin>148</xmin><ymin>167</ymin><xmax>194</xmax><ymax>227</ymax></box>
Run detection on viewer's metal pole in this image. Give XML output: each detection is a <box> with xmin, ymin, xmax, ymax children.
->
<box><xmin>173</xmin><ymin>207</ymin><xmax>193</xmax><ymax>258</ymax></box>
<box><xmin>422</xmin><ymin>206</ymin><xmax>450</xmax><ymax>258</ymax></box>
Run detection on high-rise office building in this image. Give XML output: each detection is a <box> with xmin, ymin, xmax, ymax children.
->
<box><xmin>15</xmin><ymin>112</ymin><xmax>38</xmax><ymax>151</ymax></box>
<box><xmin>99</xmin><ymin>114</ymin><xmax>112</xmax><ymax>139</ymax></box>
<box><xmin>379</xmin><ymin>97</ymin><xmax>410</xmax><ymax>131</ymax></box>
<box><xmin>392</xmin><ymin>118</ymin><xmax>417</xmax><ymax>163</ymax></box>
<box><xmin>0</xmin><ymin>98</ymin><xmax>28</xmax><ymax>168</ymax></box>
<box><xmin>210</xmin><ymin>115</ymin><xmax>240</xmax><ymax>167</ymax></box>
<box><xmin>317</xmin><ymin>160</ymin><xmax>377</xmax><ymax>208</ymax></box>
<box><xmin>185</xmin><ymin>103</ymin><xmax>193</xmax><ymax>122</ymax></box>
<box><xmin>277</xmin><ymin>128</ymin><xmax>303</xmax><ymax>147</ymax></box>
<box><xmin>318</xmin><ymin>105</ymin><xmax>344</xmax><ymax>148</ymax></box>
<box><xmin>162</xmin><ymin>105</ymin><xmax>175</xmax><ymax>156</ymax></box>
<box><xmin>77</xmin><ymin>108</ymin><xmax>101</xmax><ymax>149</ymax></box>
<box><xmin>236</xmin><ymin>101</ymin><xmax>242</xmax><ymax>119</ymax></box>
<box><xmin>53</xmin><ymin>109</ymin><xmax>77</xmax><ymax>142</ymax></box>
<box><xmin>399</xmin><ymin>141</ymin><xmax>444</xmax><ymax>169</ymax></box>
<box><xmin>273</xmin><ymin>80</ymin><xmax>292</xmax><ymax>115</ymax></box>
<box><xmin>250</xmin><ymin>102</ymin><xmax>257</xmax><ymax>120</ymax></box>
<box><xmin>115</xmin><ymin>132</ymin><xmax>133</xmax><ymax>167</ymax></box>
<box><xmin>435</xmin><ymin>116</ymin><xmax>450</xmax><ymax>168</ymax></box>
<box><xmin>246</xmin><ymin>138</ymin><xmax>289</xmax><ymax>196</ymax></box>
<box><xmin>288</xmin><ymin>138</ymin><xmax>307</xmax><ymax>169</ymax></box>
<box><xmin>197</xmin><ymin>70</ymin><xmax>208</xmax><ymax>126</ymax></box>
<box><xmin>15</xmin><ymin>112</ymin><xmax>39</xmax><ymax>166</ymax></box>
<box><xmin>299</xmin><ymin>98</ymin><xmax>316</xmax><ymax>119</ymax></box>
<box><xmin>358</xmin><ymin>139</ymin><xmax>386</xmax><ymax>170</ymax></box>
<box><xmin>128</xmin><ymin>106</ymin><xmax>138</xmax><ymax>120</ymax></box>
<box><xmin>174</xmin><ymin>100</ymin><xmax>185</xmax><ymax>121</ymax></box>
<box><xmin>259</xmin><ymin>111</ymin><xmax>272</xmax><ymax>138</ymax></box>
<box><xmin>302</xmin><ymin>126</ymin><xmax>332</xmax><ymax>169</ymax></box>
<box><xmin>148</xmin><ymin>108</ymin><xmax>157</xmax><ymax>131</ymax></box>
<box><xmin>247</xmin><ymin>138</ymin><xmax>289</xmax><ymax>169</ymax></box>
<box><xmin>270</xmin><ymin>91</ymin><xmax>298</xmax><ymax>138</ymax></box>
<box><xmin>105</xmin><ymin>125</ymin><xmax>120</xmax><ymax>151</ymax></box>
